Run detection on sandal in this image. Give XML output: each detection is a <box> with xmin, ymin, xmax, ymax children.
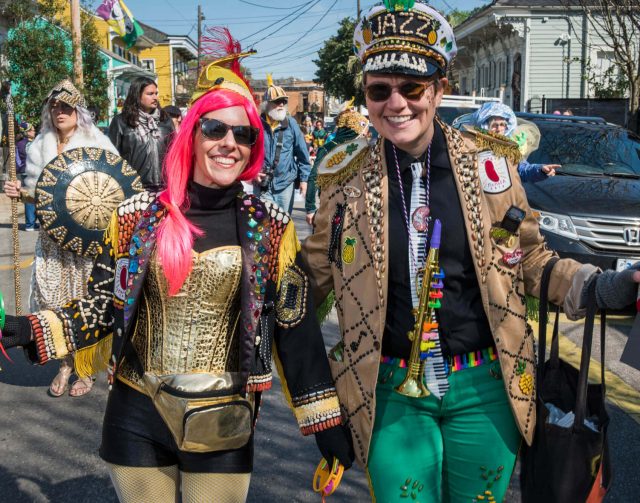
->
<box><xmin>49</xmin><ymin>364</ymin><xmax>72</xmax><ymax>397</ymax></box>
<box><xmin>69</xmin><ymin>376</ymin><xmax>95</xmax><ymax>397</ymax></box>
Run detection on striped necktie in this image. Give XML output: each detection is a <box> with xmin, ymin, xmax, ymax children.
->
<box><xmin>408</xmin><ymin>162</ymin><xmax>450</xmax><ymax>398</ymax></box>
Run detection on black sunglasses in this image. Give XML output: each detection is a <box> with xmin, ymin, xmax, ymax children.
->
<box><xmin>272</xmin><ymin>98</ymin><xmax>288</xmax><ymax>106</ymax></box>
<box><xmin>199</xmin><ymin>118</ymin><xmax>259</xmax><ymax>146</ymax></box>
<box><xmin>365</xmin><ymin>81</ymin><xmax>435</xmax><ymax>102</ymax></box>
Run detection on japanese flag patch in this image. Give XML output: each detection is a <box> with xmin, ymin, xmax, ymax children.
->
<box><xmin>478</xmin><ymin>151</ymin><xmax>511</xmax><ymax>194</ymax></box>
<box><xmin>114</xmin><ymin>258</ymin><xmax>129</xmax><ymax>302</ymax></box>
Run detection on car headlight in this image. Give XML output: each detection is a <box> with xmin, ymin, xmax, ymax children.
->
<box><xmin>531</xmin><ymin>209</ymin><xmax>578</xmax><ymax>239</ymax></box>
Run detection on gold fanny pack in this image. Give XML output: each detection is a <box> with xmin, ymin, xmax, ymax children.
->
<box><xmin>142</xmin><ymin>372</ymin><xmax>254</xmax><ymax>453</ymax></box>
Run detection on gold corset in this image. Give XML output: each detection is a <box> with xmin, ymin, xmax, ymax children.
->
<box><xmin>118</xmin><ymin>246</ymin><xmax>243</xmax><ymax>391</ymax></box>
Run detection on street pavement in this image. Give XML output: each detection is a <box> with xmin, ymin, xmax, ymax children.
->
<box><xmin>0</xmin><ymin>193</ymin><xmax>638</xmax><ymax>502</ymax></box>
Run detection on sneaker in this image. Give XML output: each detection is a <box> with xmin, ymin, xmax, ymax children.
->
<box><xmin>25</xmin><ymin>227</ymin><xmax>36</xmax><ymax>232</ymax></box>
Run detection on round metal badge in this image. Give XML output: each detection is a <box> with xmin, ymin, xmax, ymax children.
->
<box><xmin>36</xmin><ymin>147</ymin><xmax>143</xmax><ymax>257</ymax></box>
<box><xmin>411</xmin><ymin>206</ymin><xmax>430</xmax><ymax>232</ymax></box>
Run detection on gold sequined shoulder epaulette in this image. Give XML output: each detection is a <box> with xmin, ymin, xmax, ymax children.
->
<box><xmin>316</xmin><ymin>137</ymin><xmax>370</xmax><ymax>190</ymax></box>
<box><xmin>462</xmin><ymin>125</ymin><xmax>522</xmax><ymax>165</ymax></box>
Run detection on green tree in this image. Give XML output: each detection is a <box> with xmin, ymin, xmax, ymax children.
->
<box><xmin>4</xmin><ymin>18</ymin><xmax>70</xmax><ymax>123</ymax></box>
<box><xmin>2</xmin><ymin>0</ymin><xmax>110</xmax><ymax>124</ymax></box>
<box><xmin>314</xmin><ymin>18</ymin><xmax>365</xmax><ymax>106</ymax></box>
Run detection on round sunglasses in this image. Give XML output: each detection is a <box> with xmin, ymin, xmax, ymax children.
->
<box><xmin>365</xmin><ymin>80</ymin><xmax>436</xmax><ymax>102</ymax></box>
<box><xmin>199</xmin><ymin>118</ymin><xmax>259</xmax><ymax>146</ymax></box>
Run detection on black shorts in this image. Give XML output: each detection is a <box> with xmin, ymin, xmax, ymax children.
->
<box><xmin>99</xmin><ymin>379</ymin><xmax>253</xmax><ymax>473</ymax></box>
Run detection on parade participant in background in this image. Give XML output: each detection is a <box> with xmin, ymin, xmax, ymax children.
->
<box><xmin>303</xmin><ymin>115</ymin><xmax>314</xmax><ymax>150</ymax></box>
<box><xmin>164</xmin><ymin>105</ymin><xmax>183</xmax><ymax>133</ymax></box>
<box><xmin>472</xmin><ymin>101</ymin><xmax>561</xmax><ymax>182</ymax></box>
<box><xmin>312</xmin><ymin>119</ymin><xmax>328</xmax><ymax>151</ymax></box>
<box><xmin>108</xmin><ymin>77</ymin><xmax>174</xmax><ymax>190</ymax></box>
<box><xmin>15</xmin><ymin>121</ymin><xmax>37</xmax><ymax>231</ymax></box>
<box><xmin>4</xmin><ymin>79</ymin><xmax>118</xmax><ymax>397</ymax></box>
<box><xmin>305</xmin><ymin>103</ymin><xmax>368</xmax><ymax>226</ymax></box>
<box><xmin>0</xmin><ymin>30</ymin><xmax>352</xmax><ymax>503</ymax></box>
<box><xmin>255</xmin><ymin>74</ymin><xmax>311</xmax><ymax>213</ymax></box>
<box><xmin>301</xmin><ymin>2</ymin><xmax>639</xmax><ymax>502</ymax></box>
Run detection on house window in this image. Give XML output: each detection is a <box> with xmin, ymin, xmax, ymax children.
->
<box><xmin>142</xmin><ymin>59</ymin><xmax>156</xmax><ymax>73</ymax></box>
<box><xmin>596</xmin><ymin>50</ymin><xmax>615</xmax><ymax>73</ymax></box>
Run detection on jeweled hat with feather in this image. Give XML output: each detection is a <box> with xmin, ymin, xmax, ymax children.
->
<box><xmin>192</xmin><ymin>28</ymin><xmax>256</xmax><ymax>104</ymax></box>
<box><xmin>353</xmin><ymin>0</ymin><xmax>457</xmax><ymax>77</ymax></box>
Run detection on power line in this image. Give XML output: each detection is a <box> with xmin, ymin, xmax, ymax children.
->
<box><xmin>252</xmin><ymin>0</ymin><xmax>338</xmax><ymax>59</ymax></box>
<box><xmin>239</xmin><ymin>0</ymin><xmax>317</xmax><ymax>43</ymax></box>
<box><xmin>238</xmin><ymin>0</ymin><xmax>311</xmax><ymax>9</ymax></box>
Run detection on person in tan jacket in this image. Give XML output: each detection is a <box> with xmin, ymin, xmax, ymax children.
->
<box><xmin>301</xmin><ymin>2</ymin><xmax>639</xmax><ymax>502</ymax></box>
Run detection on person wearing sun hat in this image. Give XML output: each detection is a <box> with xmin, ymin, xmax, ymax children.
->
<box><xmin>254</xmin><ymin>74</ymin><xmax>311</xmax><ymax>214</ymax></box>
<box><xmin>301</xmin><ymin>1</ymin><xmax>638</xmax><ymax>501</ymax></box>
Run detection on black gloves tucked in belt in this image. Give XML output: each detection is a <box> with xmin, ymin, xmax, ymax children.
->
<box><xmin>0</xmin><ymin>315</ymin><xmax>33</xmax><ymax>349</ymax></box>
<box><xmin>314</xmin><ymin>424</ymin><xmax>355</xmax><ymax>469</ymax></box>
<box><xmin>582</xmin><ymin>262</ymin><xmax>640</xmax><ymax>310</ymax></box>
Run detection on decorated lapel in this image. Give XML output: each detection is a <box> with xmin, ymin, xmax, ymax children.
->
<box><xmin>440</xmin><ymin>120</ymin><xmax>492</xmax><ymax>313</ymax></box>
<box><xmin>235</xmin><ymin>193</ymin><xmax>271</xmax><ymax>382</ymax></box>
<box><xmin>361</xmin><ymin>137</ymin><xmax>388</xmax><ymax>311</ymax></box>
<box><xmin>112</xmin><ymin>199</ymin><xmax>166</xmax><ymax>361</ymax></box>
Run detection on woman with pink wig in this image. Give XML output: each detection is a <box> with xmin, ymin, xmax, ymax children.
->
<box><xmin>0</xmin><ymin>31</ymin><xmax>353</xmax><ymax>502</ymax></box>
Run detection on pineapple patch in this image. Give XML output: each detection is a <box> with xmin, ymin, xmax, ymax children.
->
<box><xmin>516</xmin><ymin>359</ymin><xmax>534</xmax><ymax>396</ymax></box>
<box><xmin>342</xmin><ymin>236</ymin><xmax>357</xmax><ymax>265</ymax></box>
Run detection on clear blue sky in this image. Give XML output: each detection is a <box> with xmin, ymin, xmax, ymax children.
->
<box><xmin>92</xmin><ymin>0</ymin><xmax>490</xmax><ymax>80</ymax></box>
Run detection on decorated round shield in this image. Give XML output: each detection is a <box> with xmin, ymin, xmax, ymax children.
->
<box><xmin>36</xmin><ymin>147</ymin><xmax>143</xmax><ymax>257</ymax></box>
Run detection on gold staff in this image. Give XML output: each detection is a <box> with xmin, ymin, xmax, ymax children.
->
<box><xmin>5</xmin><ymin>90</ymin><xmax>22</xmax><ymax>315</ymax></box>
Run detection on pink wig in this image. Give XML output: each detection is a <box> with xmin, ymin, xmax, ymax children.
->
<box><xmin>156</xmin><ymin>89</ymin><xmax>264</xmax><ymax>295</ymax></box>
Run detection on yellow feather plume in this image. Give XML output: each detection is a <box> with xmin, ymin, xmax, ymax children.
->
<box><xmin>266</xmin><ymin>73</ymin><xmax>274</xmax><ymax>87</ymax></box>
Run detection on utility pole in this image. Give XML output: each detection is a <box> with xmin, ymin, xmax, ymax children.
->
<box><xmin>357</xmin><ymin>0</ymin><xmax>361</xmax><ymax>20</ymax></box>
<box><xmin>197</xmin><ymin>5</ymin><xmax>205</xmax><ymax>76</ymax></box>
<box><xmin>70</xmin><ymin>0</ymin><xmax>83</xmax><ymax>88</ymax></box>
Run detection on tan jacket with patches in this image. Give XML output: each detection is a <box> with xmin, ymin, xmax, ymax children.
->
<box><xmin>301</xmin><ymin>121</ymin><xmax>587</xmax><ymax>468</ymax></box>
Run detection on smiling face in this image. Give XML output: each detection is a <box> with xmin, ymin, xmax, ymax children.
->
<box><xmin>193</xmin><ymin>106</ymin><xmax>253</xmax><ymax>188</ymax></box>
<box><xmin>365</xmin><ymin>73</ymin><xmax>446</xmax><ymax>157</ymax></box>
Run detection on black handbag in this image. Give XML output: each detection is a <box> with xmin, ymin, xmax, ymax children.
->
<box><xmin>521</xmin><ymin>259</ymin><xmax>612</xmax><ymax>502</ymax></box>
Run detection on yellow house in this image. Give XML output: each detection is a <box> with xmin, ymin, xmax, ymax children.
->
<box><xmin>46</xmin><ymin>3</ymin><xmax>195</xmax><ymax>115</ymax></box>
<box><xmin>52</xmin><ymin>3</ymin><xmax>157</xmax><ymax>120</ymax></box>
<box><xmin>137</xmin><ymin>23</ymin><xmax>198</xmax><ymax>107</ymax></box>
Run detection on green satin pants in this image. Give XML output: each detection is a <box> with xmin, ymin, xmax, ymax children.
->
<box><xmin>367</xmin><ymin>360</ymin><xmax>521</xmax><ymax>503</ymax></box>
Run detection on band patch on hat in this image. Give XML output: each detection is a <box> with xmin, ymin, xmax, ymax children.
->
<box><xmin>478</xmin><ymin>151</ymin><xmax>511</xmax><ymax>194</ymax></box>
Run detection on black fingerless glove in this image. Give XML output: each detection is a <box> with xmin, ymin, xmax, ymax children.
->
<box><xmin>0</xmin><ymin>315</ymin><xmax>33</xmax><ymax>349</ymax></box>
<box><xmin>582</xmin><ymin>263</ymin><xmax>640</xmax><ymax>310</ymax></box>
<box><xmin>314</xmin><ymin>424</ymin><xmax>355</xmax><ymax>469</ymax></box>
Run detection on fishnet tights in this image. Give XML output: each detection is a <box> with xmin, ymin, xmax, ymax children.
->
<box><xmin>107</xmin><ymin>463</ymin><xmax>251</xmax><ymax>503</ymax></box>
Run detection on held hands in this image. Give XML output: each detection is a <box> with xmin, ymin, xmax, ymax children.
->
<box><xmin>585</xmin><ymin>263</ymin><xmax>640</xmax><ymax>310</ymax></box>
<box><xmin>4</xmin><ymin>179</ymin><xmax>22</xmax><ymax>199</ymax></box>
<box><xmin>542</xmin><ymin>164</ymin><xmax>561</xmax><ymax>177</ymax></box>
<box><xmin>314</xmin><ymin>424</ymin><xmax>355</xmax><ymax>470</ymax></box>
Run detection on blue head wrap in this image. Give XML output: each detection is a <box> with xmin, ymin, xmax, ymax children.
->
<box><xmin>471</xmin><ymin>102</ymin><xmax>517</xmax><ymax>137</ymax></box>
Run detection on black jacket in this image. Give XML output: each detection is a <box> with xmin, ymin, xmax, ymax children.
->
<box><xmin>108</xmin><ymin>113</ymin><xmax>174</xmax><ymax>190</ymax></box>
